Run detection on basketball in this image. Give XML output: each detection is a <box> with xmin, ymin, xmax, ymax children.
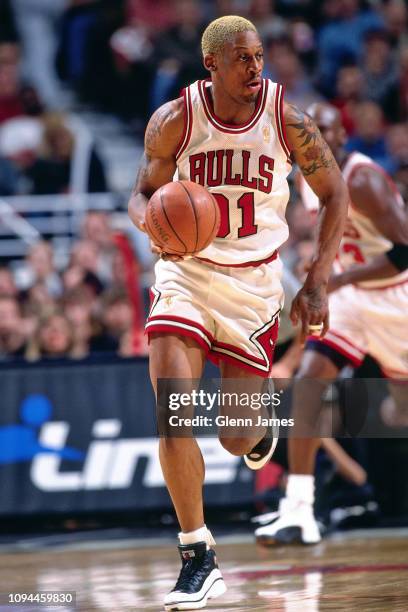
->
<box><xmin>145</xmin><ymin>180</ymin><xmax>220</xmax><ymax>256</ymax></box>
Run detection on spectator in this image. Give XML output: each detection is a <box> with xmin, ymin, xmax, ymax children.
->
<box><xmin>382</xmin><ymin>0</ymin><xmax>408</xmax><ymax>50</ymax></box>
<box><xmin>346</xmin><ymin>101</ymin><xmax>396</xmax><ymax>173</ymax></box>
<box><xmin>0</xmin><ymin>116</ymin><xmax>43</xmax><ymax>194</ymax></box>
<box><xmin>265</xmin><ymin>38</ymin><xmax>321</xmax><ymax>108</ymax></box>
<box><xmin>317</xmin><ymin>0</ymin><xmax>384</xmax><ymax>96</ymax></box>
<box><xmin>0</xmin><ymin>295</ymin><xmax>27</xmax><ymax>358</ymax></box>
<box><xmin>80</xmin><ymin>211</ymin><xmax>116</xmax><ymax>283</ymax></box>
<box><xmin>12</xmin><ymin>0</ymin><xmax>70</xmax><ymax>108</ymax></box>
<box><xmin>26</xmin><ymin>311</ymin><xmax>74</xmax><ymax>360</ymax></box>
<box><xmin>331</xmin><ymin>64</ymin><xmax>365</xmax><ymax>135</ymax></box>
<box><xmin>63</xmin><ymin>285</ymin><xmax>117</xmax><ymax>356</ymax></box>
<box><xmin>247</xmin><ymin>0</ymin><xmax>287</xmax><ymax>40</ymax></box>
<box><xmin>125</xmin><ymin>0</ymin><xmax>174</xmax><ymax>33</ymax></box>
<box><xmin>0</xmin><ymin>0</ymin><xmax>18</xmax><ymax>42</ymax></box>
<box><xmin>150</xmin><ymin>0</ymin><xmax>206</xmax><ymax>111</ymax></box>
<box><xmin>57</xmin><ymin>0</ymin><xmax>100</xmax><ymax>90</ymax></box>
<box><xmin>26</xmin><ymin>113</ymin><xmax>107</xmax><ymax>195</ymax></box>
<box><xmin>0</xmin><ymin>265</ymin><xmax>18</xmax><ymax>297</ymax></box>
<box><xmin>386</xmin><ymin>123</ymin><xmax>408</xmax><ymax>171</ymax></box>
<box><xmin>16</xmin><ymin>241</ymin><xmax>63</xmax><ymax>297</ymax></box>
<box><xmin>99</xmin><ymin>287</ymin><xmax>146</xmax><ymax>356</ymax></box>
<box><xmin>0</xmin><ymin>42</ymin><xmax>43</xmax><ymax>125</ymax></box>
<box><xmin>0</xmin><ymin>155</ymin><xmax>20</xmax><ymax>195</ymax></box>
<box><xmin>360</xmin><ymin>31</ymin><xmax>399</xmax><ymax>121</ymax></box>
<box><xmin>399</xmin><ymin>47</ymin><xmax>408</xmax><ymax>120</ymax></box>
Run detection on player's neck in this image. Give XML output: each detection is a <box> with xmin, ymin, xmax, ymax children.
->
<box><xmin>210</xmin><ymin>82</ymin><xmax>257</xmax><ymax>125</ymax></box>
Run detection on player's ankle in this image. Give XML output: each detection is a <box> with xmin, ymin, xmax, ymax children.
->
<box><xmin>178</xmin><ymin>524</ymin><xmax>216</xmax><ymax>549</ymax></box>
<box><xmin>286</xmin><ymin>474</ymin><xmax>315</xmax><ymax>506</ymax></box>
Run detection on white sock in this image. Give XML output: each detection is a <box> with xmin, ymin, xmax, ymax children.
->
<box><xmin>178</xmin><ymin>524</ymin><xmax>216</xmax><ymax>549</ymax></box>
<box><xmin>286</xmin><ymin>474</ymin><xmax>315</xmax><ymax>505</ymax></box>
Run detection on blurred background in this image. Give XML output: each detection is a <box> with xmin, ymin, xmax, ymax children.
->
<box><xmin>0</xmin><ymin>0</ymin><xmax>407</xmax><ymax>538</ymax></box>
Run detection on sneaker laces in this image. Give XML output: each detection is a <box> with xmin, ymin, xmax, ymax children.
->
<box><xmin>173</xmin><ymin>552</ymin><xmax>214</xmax><ymax>592</ymax></box>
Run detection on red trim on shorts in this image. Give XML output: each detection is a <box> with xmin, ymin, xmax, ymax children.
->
<box><xmin>275</xmin><ymin>83</ymin><xmax>291</xmax><ymax>162</ymax></box>
<box><xmin>317</xmin><ymin>337</ymin><xmax>364</xmax><ymax>367</ymax></box>
<box><xmin>380</xmin><ymin>366</ymin><xmax>408</xmax><ymax>380</ymax></box>
<box><xmin>146</xmin><ymin>324</ymin><xmax>211</xmax><ymax>354</ymax></box>
<box><xmin>175</xmin><ymin>87</ymin><xmax>193</xmax><ymax>160</ymax></box>
<box><xmin>207</xmin><ymin>350</ymin><xmax>271</xmax><ymax>377</ymax></box>
<box><xmin>195</xmin><ymin>249</ymin><xmax>278</xmax><ymax>268</ymax></box>
<box><xmin>212</xmin><ymin>339</ymin><xmax>265</xmax><ymax>366</ymax></box>
<box><xmin>146</xmin><ymin>314</ymin><xmax>214</xmax><ymax>343</ymax></box>
<box><xmin>198</xmin><ymin>78</ymin><xmax>268</xmax><ymax>134</ymax></box>
<box><xmin>145</xmin><ymin>314</ymin><xmax>277</xmax><ymax>376</ymax></box>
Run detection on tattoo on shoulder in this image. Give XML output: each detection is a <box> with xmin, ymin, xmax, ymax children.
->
<box><xmin>286</xmin><ymin>104</ymin><xmax>336</xmax><ymax>177</ymax></box>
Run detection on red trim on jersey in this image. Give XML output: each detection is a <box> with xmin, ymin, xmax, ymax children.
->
<box><xmin>275</xmin><ymin>83</ymin><xmax>291</xmax><ymax>162</ymax></box>
<box><xmin>278</xmin><ymin>83</ymin><xmax>292</xmax><ymax>163</ymax></box>
<box><xmin>198</xmin><ymin>78</ymin><xmax>268</xmax><ymax>134</ymax></box>
<box><xmin>175</xmin><ymin>87</ymin><xmax>193</xmax><ymax>160</ymax></box>
<box><xmin>316</xmin><ymin>336</ymin><xmax>364</xmax><ymax>367</ymax></box>
<box><xmin>195</xmin><ymin>249</ymin><xmax>278</xmax><ymax>268</ymax></box>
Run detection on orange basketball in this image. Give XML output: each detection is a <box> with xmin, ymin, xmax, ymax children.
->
<box><xmin>145</xmin><ymin>180</ymin><xmax>220</xmax><ymax>256</ymax></box>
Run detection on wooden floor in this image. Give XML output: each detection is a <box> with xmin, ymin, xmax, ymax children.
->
<box><xmin>1</xmin><ymin>531</ymin><xmax>408</xmax><ymax>611</ymax></box>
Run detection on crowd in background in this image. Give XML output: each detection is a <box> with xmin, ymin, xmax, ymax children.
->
<box><xmin>0</xmin><ymin>0</ymin><xmax>407</xmax><ymax>361</ymax></box>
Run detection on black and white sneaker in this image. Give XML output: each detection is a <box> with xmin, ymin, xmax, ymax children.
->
<box><xmin>164</xmin><ymin>542</ymin><xmax>226</xmax><ymax>611</ymax></box>
<box><xmin>244</xmin><ymin>391</ymin><xmax>279</xmax><ymax>470</ymax></box>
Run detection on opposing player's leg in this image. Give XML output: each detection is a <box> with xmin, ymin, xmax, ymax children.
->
<box><xmin>255</xmin><ymin>348</ymin><xmax>340</xmax><ymax>545</ymax></box>
<box><xmin>217</xmin><ymin>360</ymin><xmax>276</xmax><ymax>462</ymax></box>
<box><xmin>150</xmin><ymin>333</ymin><xmax>226</xmax><ymax>610</ymax></box>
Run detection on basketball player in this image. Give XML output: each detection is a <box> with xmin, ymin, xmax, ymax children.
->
<box><xmin>128</xmin><ymin>18</ymin><xmax>348</xmax><ymax>610</ymax></box>
<box><xmin>255</xmin><ymin>102</ymin><xmax>408</xmax><ymax>546</ymax></box>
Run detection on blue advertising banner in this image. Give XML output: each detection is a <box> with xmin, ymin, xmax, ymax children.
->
<box><xmin>0</xmin><ymin>358</ymin><xmax>253</xmax><ymax>516</ymax></box>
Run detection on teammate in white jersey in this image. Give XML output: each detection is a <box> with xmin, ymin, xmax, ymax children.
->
<box><xmin>255</xmin><ymin>103</ymin><xmax>408</xmax><ymax>547</ymax></box>
<box><xmin>128</xmin><ymin>18</ymin><xmax>348</xmax><ymax>610</ymax></box>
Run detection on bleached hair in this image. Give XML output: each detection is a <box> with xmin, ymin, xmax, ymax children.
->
<box><xmin>201</xmin><ymin>15</ymin><xmax>257</xmax><ymax>56</ymax></box>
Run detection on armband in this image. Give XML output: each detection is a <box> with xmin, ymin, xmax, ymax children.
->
<box><xmin>386</xmin><ymin>243</ymin><xmax>408</xmax><ymax>272</ymax></box>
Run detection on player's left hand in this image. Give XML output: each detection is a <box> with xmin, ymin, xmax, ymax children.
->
<box><xmin>149</xmin><ymin>240</ymin><xmax>184</xmax><ymax>262</ymax></box>
<box><xmin>290</xmin><ymin>283</ymin><xmax>329</xmax><ymax>342</ymax></box>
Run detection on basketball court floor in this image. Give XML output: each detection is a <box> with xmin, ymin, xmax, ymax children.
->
<box><xmin>1</xmin><ymin>529</ymin><xmax>407</xmax><ymax>611</ymax></box>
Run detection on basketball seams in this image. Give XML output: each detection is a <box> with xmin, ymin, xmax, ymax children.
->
<box><xmin>201</xmin><ymin>193</ymin><xmax>220</xmax><ymax>250</ymax></box>
<box><xmin>178</xmin><ymin>180</ymin><xmax>199</xmax><ymax>253</ymax></box>
<box><xmin>159</xmin><ymin>186</ymin><xmax>188</xmax><ymax>254</ymax></box>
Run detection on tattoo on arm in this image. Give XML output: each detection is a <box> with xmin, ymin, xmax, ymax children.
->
<box><xmin>145</xmin><ymin>105</ymin><xmax>175</xmax><ymax>157</ymax></box>
<box><xmin>132</xmin><ymin>153</ymin><xmax>149</xmax><ymax>195</ymax></box>
<box><xmin>287</xmin><ymin>104</ymin><xmax>336</xmax><ymax>177</ymax></box>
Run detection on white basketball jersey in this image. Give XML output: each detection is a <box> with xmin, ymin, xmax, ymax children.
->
<box><xmin>299</xmin><ymin>151</ymin><xmax>408</xmax><ymax>288</ymax></box>
<box><xmin>175</xmin><ymin>78</ymin><xmax>292</xmax><ymax>266</ymax></box>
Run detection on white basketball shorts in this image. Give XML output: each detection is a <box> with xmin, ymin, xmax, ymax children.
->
<box><xmin>146</xmin><ymin>253</ymin><xmax>284</xmax><ymax>376</ymax></box>
<box><xmin>312</xmin><ymin>280</ymin><xmax>408</xmax><ymax>379</ymax></box>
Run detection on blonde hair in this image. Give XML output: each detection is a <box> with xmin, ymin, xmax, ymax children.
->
<box><xmin>201</xmin><ymin>15</ymin><xmax>257</xmax><ymax>56</ymax></box>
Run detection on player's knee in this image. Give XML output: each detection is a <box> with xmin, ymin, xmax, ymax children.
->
<box><xmin>219</xmin><ymin>436</ymin><xmax>253</xmax><ymax>456</ymax></box>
